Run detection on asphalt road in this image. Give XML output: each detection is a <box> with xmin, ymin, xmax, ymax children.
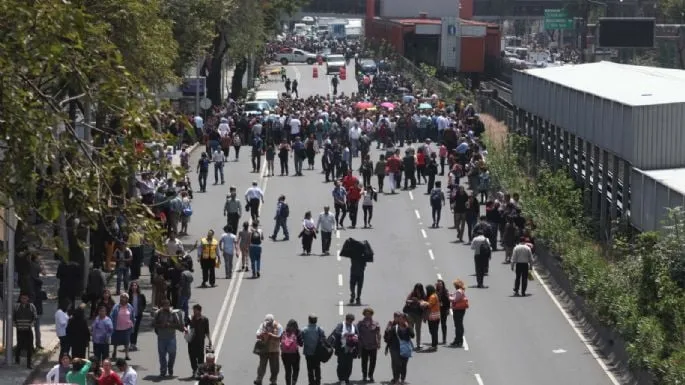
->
<box><xmin>128</xmin><ymin>64</ymin><xmax>620</xmax><ymax>385</ymax></box>
<box><xmin>261</xmin><ymin>61</ymin><xmax>358</xmax><ymax>98</ymax></box>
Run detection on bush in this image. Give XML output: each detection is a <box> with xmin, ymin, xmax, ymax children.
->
<box><xmin>485</xmin><ymin>130</ymin><xmax>685</xmax><ymax>384</ymax></box>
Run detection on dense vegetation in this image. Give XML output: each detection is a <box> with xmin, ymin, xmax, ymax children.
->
<box><xmin>485</xmin><ymin>133</ymin><xmax>685</xmax><ymax>384</ymax></box>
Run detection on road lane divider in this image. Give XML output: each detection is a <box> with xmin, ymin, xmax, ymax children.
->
<box><xmin>338</xmin><ymin>273</ymin><xmax>343</xmax><ymax>286</ymax></box>
<box><xmin>408</xmin><ymin>191</ymin><xmax>414</xmax><ymax>200</ymax></box>
<box><xmin>421</xmin><ymin>229</ymin><xmax>428</xmax><ymax>238</ymax></box>
<box><xmin>214</xmin><ymin>271</ymin><xmax>246</xmax><ymax>357</ymax></box>
<box><xmin>414</xmin><ymin>209</ymin><xmax>421</xmax><ymax>219</ymax></box>
<box><xmin>338</xmin><ymin>300</ymin><xmax>344</xmax><ymax>316</ymax></box>
<box><xmin>437</xmin><ymin>273</ymin><xmax>442</xmax><ymax>280</ymax></box>
<box><xmin>336</xmin><ymin>230</ymin><xmax>340</xmax><ymax>239</ymax></box>
<box><xmin>428</xmin><ymin>249</ymin><xmax>435</xmax><ymax>260</ymax></box>
<box><xmin>474</xmin><ymin>373</ymin><xmax>485</xmax><ymax>385</ymax></box>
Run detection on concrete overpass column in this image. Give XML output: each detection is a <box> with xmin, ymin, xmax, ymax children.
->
<box><xmin>592</xmin><ymin>145</ymin><xmax>601</xmax><ymax>230</ymax></box>
<box><xmin>610</xmin><ymin>156</ymin><xmax>619</xmax><ymax>224</ymax></box>
<box><xmin>584</xmin><ymin>140</ymin><xmax>592</xmax><ymax>211</ymax></box>
<box><xmin>600</xmin><ymin>150</ymin><xmax>609</xmax><ymax>240</ymax></box>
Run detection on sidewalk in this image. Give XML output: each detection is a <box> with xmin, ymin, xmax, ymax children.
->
<box><xmin>0</xmin><ymin>143</ymin><xmax>198</xmax><ymax>385</ymax></box>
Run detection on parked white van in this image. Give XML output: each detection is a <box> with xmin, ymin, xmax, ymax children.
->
<box><xmin>254</xmin><ymin>90</ymin><xmax>279</xmax><ymax>109</ymax></box>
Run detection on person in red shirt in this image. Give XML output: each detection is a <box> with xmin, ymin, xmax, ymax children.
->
<box><xmin>341</xmin><ymin>170</ymin><xmax>359</xmax><ymax>191</ymax></box>
<box><xmin>346</xmin><ymin>182</ymin><xmax>362</xmax><ymax>228</ymax></box>
<box><xmin>416</xmin><ymin>149</ymin><xmax>427</xmax><ymax>184</ymax></box>
<box><xmin>96</xmin><ymin>359</ymin><xmax>123</xmax><ymax>385</ymax></box>
<box><xmin>385</xmin><ymin>151</ymin><xmax>402</xmax><ymax>194</ymax></box>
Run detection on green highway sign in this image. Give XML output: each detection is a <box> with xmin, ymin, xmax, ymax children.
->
<box><xmin>544</xmin><ymin>9</ymin><xmax>574</xmax><ymax>30</ymax></box>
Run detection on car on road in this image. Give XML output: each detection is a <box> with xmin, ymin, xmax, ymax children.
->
<box><xmin>359</xmin><ymin>59</ymin><xmax>377</xmax><ymax>75</ymax></box>
<box><xmin>244</xmin><ymin>101</ymin><xmax>270</xmax><ymax>116</ymax></box>
<box><xmin>254</xmin><ymin>90</ymin><xmax>279</xmax><ymax>109</ymax></box>
<box><xmin>275</xmin><ymin>48</ymin><xmax>317</xmax><ymax>65</ymax></box>
<box><xmin>326</xmin><ymin>54</ymin><xmax>346</xmax><ymax>75</ymax></box>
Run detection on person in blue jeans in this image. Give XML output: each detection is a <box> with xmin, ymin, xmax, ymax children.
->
<box><xmin>153</xmin><ymin>299</ymin><xmax>184</xmax><ymax>377</ymax></box>
<box><xmin>249</xmin><ymin>221</ymin><xmax>264</xmax><ymax>279</ymax></box>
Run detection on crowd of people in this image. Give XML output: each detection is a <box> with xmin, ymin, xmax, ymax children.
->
<box><xmin>21</xmin><ymin>34</ymin><xmax>543</xmax><ymax>385</ymax></box>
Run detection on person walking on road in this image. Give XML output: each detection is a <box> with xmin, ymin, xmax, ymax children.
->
<box><xmin>13</xmin><ymin>292</ymin><xmax>37</xmax><ymax>368</ymax></box>
<box><xmin>196</xmin><ymin>353</ymin><xmax>224</xmax><ymax>385</ymax></box>
<box><xmin>219</xmin><ymin>225</ymin><xmax>238</xmax><ymax>279</ymax></box>
<box><xmin>316</xmin><ymin>206</ymin><xmax>336</xmax><ymax>255</ymax></box>
<box><xmin>291</xmin><ymin>79</ymin><xmax>299</xmax><ymax>99</ymax></box>
<box><xmin>187</xmin><ymin>304</ymin><xmax>212</xmax><ymax>378</ymax></box>
<box><xmin>127</xmin><ymin>282</ymin><xmax>147</xmax><ymax>352</ymax></box>
<box><xmin>449</xmin><ymin>279</ymin><xmax>469</xmax><ymax>347</ymax></box>
<box><xmin>153</xmin><ymin>299</ymin><xmax>184</xmax><ymax>378</ymax></box>
<box><xmin>349</xmin><ymin>256</ymin><xmax>367</xmax><ymax>305</ymax></box>
<box><xmin>280</xmin><ymin>319</ymin><xmax>303</xmax><ymax>385</ymax></box>
<box><xmin>116</xmin><ymin>358</ymin><xmax>138</xmax><ymax>385</ymax></box>
<box><xmin>196</xmin><ymin>153</ymin><xmax>210</xmax><ymax>193</ymax></box>
<box><xmin>92</xmin><ymin>305</ymin><xmax>113</xmax><ymax>361</ymax></box>
<box><xmin>252</xmin><ymin>134</ymin><xmax>264</xmax><ymax>173</ymax></box>
<box><xmin>511</xmin><ymin>241</ymin><xmax>534</xmax><ymax>296</ymax></box>
<box><xmin>198</xmin><ymin>230</ymin><xmax>220</xmax><ymax>288</ymax></box>
<box><xmin>332</xmin><ymin>181</ymin><xmax>347</xmax><ymax>229</ymax></box>
<box><xmin>330</xmin><ymin>313</ymin><xmax>359</xmax><ymax>385</ymax></box>
<box><xmin>331</xmin><ymin>75</ymin><xmax>339</xmax><ymax>96</ymax></box>
<box><xmin>114</xmin><ymin>242</ymin><xmax>133</xmax><ymax>295</ymax></box>
<box><xmin>254</xmin><ymin>314</ymin><xmax>283</xmax><ymax>385</ymax></box>
<box><xmin>384</xmin><ymin>312</ymin><xmax>414</xmax><ymax>385</ymax></box>
<box><xmin>299</xmin><ymin>211</ymin><xmax>317</xmax><ymax>255</ymax></box>
<box><xmin>178</xmin><ymin>263</ymin><xmax>194</xmax><ymax>323</ymax></box>
<box><xmin>357</xmin><ymin>308</ymin><xmax>381</xmax><ymax>383</ymax></box>
<box><xmin>270</xmin><ymin>195</ymin><xmax>290</xmax><ymax>241</ymax></box>
<box><xmin>212</xmin><ymin>149</ymin><xmax>225</xmax><ymax>185</ymax></box>
<box><xmin>301</xmin><ymin>314</ymin><xmax>326</xmax><ymax>385</ymax></box>
<box><xmin>278</xmin><ymin>139</ymin><xmax>291</xmax><ymax>176</ymax></box>
<box><xmin>249</xmin><ymin>221</ymin><xmax>264</xmax><ymax>278</ymax></box>
<box><xmin>245</xmin><ymin>181</ymin><xmax>265</xmax><ymax>222</ymax></box>
<box><xmin>424</xmin><ymin>285</ymin><xmax>441</xmax><ymax>352</ymax></box>
<box><xmin>224</xmin><ymin>187</ymin><xmax>242</xmax><ymax>233</ymax></box>
<box><xmin>471</xmin><ymin>230</ymin><xmax>491</xmax><ymax>288</ymax></box>
<box><xmin>110</xmin><ymin>293</ymin><xmax>134</xmax><ymax>361</ymax></box>
<box><xmin>285</xmin><ymin>78</ymin><xmax>291</xmax><ymax>94</ymax></box>
<box><xmin>361</xmin><ymin>186</ymin><xmax>376</xmax><ymax>228</ymax></box>
<box><xmin>435</xmin><ymin>279</ymin><xmax>450</xmax><ymax>345</ymax></box>
<box><xmin>238</xmin><ymin>221</ymin><xmax>251</xmax><ymax>273</ymax></box>
<box><xmin>429</xmin><ymin>181</ymin><xmax>446</xmax><ymax>228</ymax></box>
<box><xmin>346</xmin><ymin>182</ymin><xmax>361</xmax><ymax>229</ymax></box>
<box><xmin>451</xmin><ymin>185</ymin><xmax>468</xmax><ymax>242</ymax></box>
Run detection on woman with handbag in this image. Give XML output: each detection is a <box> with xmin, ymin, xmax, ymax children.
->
<box><xmin>384</xmin><ymin>312</ymin><xmax>414</xmax><ymax>385</ymax></box>
<box><xmin>403</xmin><ymin>283</ymin><xmax>425</xmax><ymax>352</ymax></box>
<box><xmin>449</xmin><ymin>279</ymin><xmax>469</xmax><ymax>348</ymax></box>
<box><xmin>299</xmin><ymin>212</ymin><xmax>317</xmax><ymax>256</ymax></box>
<box><xmin>109</xmin><ymin>294</ymin><xmax>134</xmax><ymax>361</ymax></box>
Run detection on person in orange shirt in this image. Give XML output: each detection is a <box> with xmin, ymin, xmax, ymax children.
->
<box><xmin>424</xmin><ymin>284</ymin><xmax>441</xmax><ymax>352</ymax></box>
<box><xmin>346</xmin><ymin>182</ymin><xmax>362</xmax><ymax>229</ymax></box>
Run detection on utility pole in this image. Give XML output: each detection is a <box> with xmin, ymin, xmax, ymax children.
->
<box><xmin>580</xmin><ymin>0</ymin><xmax>590</xmax><ymax>62</ymax></box>
<box><xmin>3</xmin><ymin>205</ymin><xmax>15</xmax><ymax>365</ymax></box>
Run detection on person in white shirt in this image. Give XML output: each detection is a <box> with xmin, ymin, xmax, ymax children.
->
<box><xmin>46</xmin><ymin>353</ymin><xmax>71</xmax><ymax>384</ymax></box>
<box><xmin>212</xmin><ymin>149</ymin><xmax>225</xmax><ymax>185</ymax></box>
<box><xmin>348</xmin><ymin>126</ymin><xmax>362</xmax><ymax>157</ymax></box>
<box><xmin>116</xmin><ymin>358</ymin><xmax>138</xmax><ymax>385</ymax></box>
<box><xmin>219</xmin><ymin>225</ymin><xmax>238</xmax><ymax>279</ymax></box>
<box><xmin>218</xmin><ymin>117</ymin><xmax>231</xmax><ymax>138</ymax></box>
<box><xmin>289</xmin><ymin>115</ymin><xmax>302</xmax><ymax>139</ymax></box>
<box><xmin>470</xmin><ymin>230</ymin><xmax>491</xmax><ymax>288</ymax></box>
<box><xmin>55</xmin><ymin>303</ymin><xmax>69</xmax><ymax>357</ymax></box>
<box><xmin>316</xmin><ymin>206</ymin><xmax>336</xmax><ymax>255</ymax></box>
<box><xmin>245</xmin><ymin>181</ymin><xmax>265</xmax><ymax>222</ymax></box>
<box><xmin>165</xmin><ymin>234</ymin><xmax>184</xmax><ymax>257</ymax></box>
<box><xmin>194</xmin><ymin>115</ymin><xmax>204</xmax><ymax>130</ymax></box>
<box><xmin>511</xmin><ymin>242</ymin><xmax>534</xmax><ymax>296</ymax></box>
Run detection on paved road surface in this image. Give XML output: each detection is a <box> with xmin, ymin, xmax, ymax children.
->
<box><xmin>127</xmin><ymin>64</ymin><xmax>619</xmax><ymax>385</ymax></box>
<box><xmin>261</xmin><ymin>62</ymin><xmax>358</xmax><ymax>98</ymax></box>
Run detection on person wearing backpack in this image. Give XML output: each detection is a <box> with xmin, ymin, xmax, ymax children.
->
<box><xmin>471</xmin><ymin>230</ymin><xmax>491</xmax><ymax>288</ymax></box>
<box><xmin>269</xmin><ymin>195</ymin><xmax>290</xmax><ymax>241</ymax></box>
<box><xmin>280</xmin><ymin>319</ymin><xmax>303</xmax><ymax>385</ymax></box>
<box><xmin>249</xmin><ymin>221</ymin><xmax>264</xmax><ymax>278</ymax></box>
<box><xmin>429</xmin><ymin>181</ymin><xmax>446</xmax><ymax>228</ymax></box>
<box><xmin>383</xmin><ymin>312</ymin><xmax>414</xmax><ymax>385</ymax></box>
<box><xmin>301</xmin><ymin>314</ymin><xmax>327</xmax><ymax>385</ymax></box>
<box><xmin>449</xmin><ymin>279</ymin><xmax>469</xmax><ymax>347</ymax></box>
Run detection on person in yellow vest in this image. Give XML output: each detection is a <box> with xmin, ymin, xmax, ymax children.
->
<box><xmin>127</xmin><ymin>228</ymin><xmax>144</xmax><ymax>280</ymax></box>
<box><xmin>197</xmin><ymin>230</ymin><xmax>220</xmax><ymax>287</ymax></box>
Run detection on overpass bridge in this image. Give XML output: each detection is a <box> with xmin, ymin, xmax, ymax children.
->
<box><xmin>281</xmin><ymin>12</ymin><xmax>365</xmax><ymax>23</ymax></box>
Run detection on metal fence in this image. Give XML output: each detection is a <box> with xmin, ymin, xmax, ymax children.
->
<box><xmin>477</xmin><ymin>94</ymin><xmax>514</xmax><ymax>129</ymax></box>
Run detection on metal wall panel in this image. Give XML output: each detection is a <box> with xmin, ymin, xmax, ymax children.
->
<box><xmin>656</xmin><ymin>183</ymin><xmax>670</xmax><ymax>227</ymax></box>
<box><xmin>631</xmin><ymin>104</ymin><xmax>685</xmax><ymax>170</ymax></box>
<box><xmin>379</xmin><ymin>0</ymin><xmax>458</xmax><ymax>18</ymax></box>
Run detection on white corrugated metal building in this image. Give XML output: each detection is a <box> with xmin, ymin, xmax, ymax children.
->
<box><xmin>511</xmin><ymin>61</ymin><xmax>685</xmax><ymax>232</ymax></box>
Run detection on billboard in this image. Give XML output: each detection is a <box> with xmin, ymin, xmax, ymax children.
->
<box><xmin>380</xmin><ymin>0</ymin><xmax>460</xmax><ymax>18</ymax></box>
<box><xmin>440</xmin><ymin>17</ymin><xmax>461</xmax><ymax>70</ymax></box>
<box><xmin>598</xmin><ymin>18</ymin><xmax>655</xmax><ymax>49</ymax></box>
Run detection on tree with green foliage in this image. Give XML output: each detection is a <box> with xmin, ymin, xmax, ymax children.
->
<box><xmin>0</xmin><ymin>0</ymin><xmax>174</xmax><ymax>264</ymax></box>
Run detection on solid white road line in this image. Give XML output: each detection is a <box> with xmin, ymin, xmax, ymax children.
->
<box><xmin>336</xmin><ymin>230</ymin><xmax>340</xmax><ymax>239</ymax></box>
<box><xmin>338</xmin><ymin>274</ymin><xmax>343</xmax><ymax>286</ymax></box>
<box><xmin>474</xmin><ymin>373</ymin><xmax>485</xmax><ymax>385</ymax></box>
<box><xmin>414</xmin><ymin>209</ymin><xmax>421</xmax><ymax>219</ymax></box>
<box><xmin>209</xmin><ymin>272</ymin><xmax>238</xmax><ymax>344</ymax></box>
<box><xmin>436</xmin><ymin>273</ymin><xmax>442</xmax><ymax>280</ymax></box>
<box><xmin>531</xmin><ymin>268</ymin><xmax>621</xmax><ymax>385</ymax></box>
<box><xmin>293</xmin><ymin>65</ymin><xmax>301</xmax><ymax>82</ymax></box>
<box><xmin>338</xmin><ymin>300</ymin><xmax>344</xmax><ymax>315</ymax></box>
<box><xmin>428</xmin><ymin>249</ymin><xmax>435</xmax><ymax>260</ymax></box>
<box><xmin>408</xmin><ymin>191</ymin><xmax>414</xmax><ymax>200</ymax></box>
<box><xmin>215</xmin><ymin>271</ymin><xmax>245</xmax><ymax>357</ymax></box>
<box><xmin>421</xmin><ymin>229</ymin><xmax>428</xmax><ymax>238</ymax></box>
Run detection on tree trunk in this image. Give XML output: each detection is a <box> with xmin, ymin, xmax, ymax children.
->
<box><xmin>231</xmin><ymin>58</ymin><xmax>248</xmax><ymax>99</ymax></box>
<box><xmin>206</xmin><ymin>54</ymin><xmax>223</xmax><ymax>106</ymax></box>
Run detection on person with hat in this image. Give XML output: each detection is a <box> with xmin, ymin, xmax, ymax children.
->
<box><xmin>198</xmin><ymin>230</ymin><xmax>220</xmax><ymax>287</ymax></box>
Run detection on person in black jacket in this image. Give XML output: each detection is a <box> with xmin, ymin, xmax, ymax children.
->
<box><xmin>402</xmin><ymin>150</ymin><xmax>416</xmax><ymax>190</ymax></box>
<box><xmin>128</xmin><ymin>281</ymin><xmax>147</xmax><ymax>351</ymax></box>
<box><xmin>384</xmin><ymin>312</ymin><xmax>415</xmax><ymax>384</ymax></box>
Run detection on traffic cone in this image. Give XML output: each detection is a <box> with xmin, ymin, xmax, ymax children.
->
<box><xmin>317</xmin><ymin>56</ymin><xmax>323</xmax><ymax>66</ymax></box>
<box><xmin>312</xmin><ymin>66</ymin><xmax>318</xmax><ymax>78</ymax></box>
<box><xmin>340</xmin><ymin>66</ymin><xmax>346</xmax><ymax>80</ymax></box>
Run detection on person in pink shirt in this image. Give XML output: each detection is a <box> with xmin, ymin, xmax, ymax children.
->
<box><xmin>110</xmin><ymin>293</ymin><xmax>135</xmax><ymax>361</ymax></box>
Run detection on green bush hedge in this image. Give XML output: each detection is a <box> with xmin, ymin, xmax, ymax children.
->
<box><xmin>486</xmin><ymin>132</ymin><xmax>685</xmax><ymax>384</ymax></box>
